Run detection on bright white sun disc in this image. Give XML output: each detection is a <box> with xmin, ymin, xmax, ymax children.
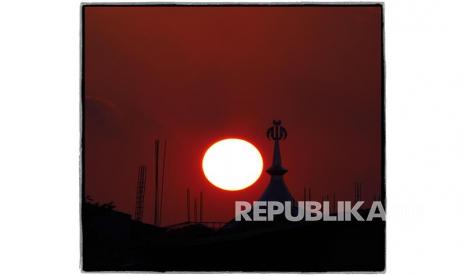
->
<box><xmin>202</xmin><ymin>138</ymin><xmax>263</xmax><ymax>191</ymax></box>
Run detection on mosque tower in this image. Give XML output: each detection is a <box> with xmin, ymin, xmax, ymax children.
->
<box><xmin>258</xmin><ymin>120</ymin><xmax>297</xmax><ymax>204</ymax></box>
<box><xmin>222</xmin><ymin>120</ymin><xmax>298</xmax><ymax>230</ymax></box>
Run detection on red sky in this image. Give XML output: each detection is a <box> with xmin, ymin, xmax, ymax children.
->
<box><xmin>83</xmin><ymin>5</ymin><xmax>383</xmax><ymax>226</ymax></box>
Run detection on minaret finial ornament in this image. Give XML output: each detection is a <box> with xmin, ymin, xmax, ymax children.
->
<box><xmin>267</xmin><ymin>120</ymin><xmax>287</xmax><ymax>141</ymax></box>
<box><xmin>266</xmin><ymin>120</ymin><xmax>288</xmax><ymax>175</ymax></box>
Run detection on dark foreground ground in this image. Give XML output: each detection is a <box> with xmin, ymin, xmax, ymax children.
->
<box><xmin>82</xmin><ymin>203</ymin><xmax>385</xmax><ymax>272</ymax></box>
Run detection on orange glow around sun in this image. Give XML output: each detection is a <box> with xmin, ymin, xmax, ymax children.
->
<box><xmin>202</xmin><ymin>138</ymin><xmax>263</xmax><ymax>191</ymax></box>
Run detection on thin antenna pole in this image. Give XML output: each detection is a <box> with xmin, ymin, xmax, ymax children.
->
<box><xmin>153</xmin><ymin>139</ymin><xmax>160</xmax><ymax>225</ymax></box>
<box><xmin>200</xmin><ymin>191</ymin><xmax>203</xmax><ymax>222</ymax></box>
<box><xmin>359</xmin><ymin>183</ymin><xmax>362</xmax><ymax>208</ymax></box>
<box><xmin>159</xmin><ymin>139</ymin><xmax>167</xmax><ymax>225</ymax></box>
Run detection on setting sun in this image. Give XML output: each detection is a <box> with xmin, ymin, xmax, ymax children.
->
<box><xmin>202</xmin><ymin>138</ymin><xmax>263</xmax><ymax>191</ymax></box>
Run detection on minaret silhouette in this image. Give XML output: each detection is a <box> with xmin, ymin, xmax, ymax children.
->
<box><xmin>221</xmin><ymin>120</ymin><xmax>297</xmax><ymax>230</ymax></box>
<box><xmin>258</xmin><ymin>120</ymin><xmax>296</xmax><ymax>204</ymax></box>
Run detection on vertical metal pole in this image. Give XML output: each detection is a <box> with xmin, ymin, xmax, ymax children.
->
<box><xmin>154</xmin><ymin>139</ymin><xmax>160</xmax><ymax>225</ymax></box>
<box><xmin>194</xmin><ymin>198</ymin><xmax>198</xmax><ymax>223</ymax></box>
<box><xmin>135</xmin><ymin>166</ymin><xmax>146</xmax><ymax>222</ymax></box>
<box><xmin>135</xmin><ymin>166</ymin><xmax>141</xmax><ymax>221</ymax></box>
<box><xmin>200</xmin><ymin>191</ymin><xmax>203</xmax><ymax>222</ymax></box>
<box><xmin>354</xmin><ymin>183</ymin><xmax>358</xmax><ymax>202</ymax></box>
<box><xmin>159</xmin><ymin>139</ymin><xmax>167</xmax><ymax>226</ymax></box>
<box><xmin>187</xmin><ymin>189</ymin><xmax>190</xmax><ymax>223</ymax></box>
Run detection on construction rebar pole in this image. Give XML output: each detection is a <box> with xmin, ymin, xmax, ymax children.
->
<box><xmin>153</xmin><ymin>139</ymin><xmax>160</xmax><ymax>225</ymax></box>
<box><xmin>135</xmin><ymin>166</ymin><xmax>141</xmax><ymax>220</ymax></box>
<box><xmin>159</xmin><ymin>139</ymin><xmax>167</xmax><ymax>226</ymax></box>
<box><xmin>194</xmin><ymin>198</ymin><xmax>198</xmax><ymax>223</ymax></box>
<box><xmin>354</xmin><ymin>183</ymin><xmax>358</xmax><ymax>202</ymax></box>
<box><xmin>135</xmin><ymin>166</ymin><xmax>147</xmax><ymax>222</ymax></box>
